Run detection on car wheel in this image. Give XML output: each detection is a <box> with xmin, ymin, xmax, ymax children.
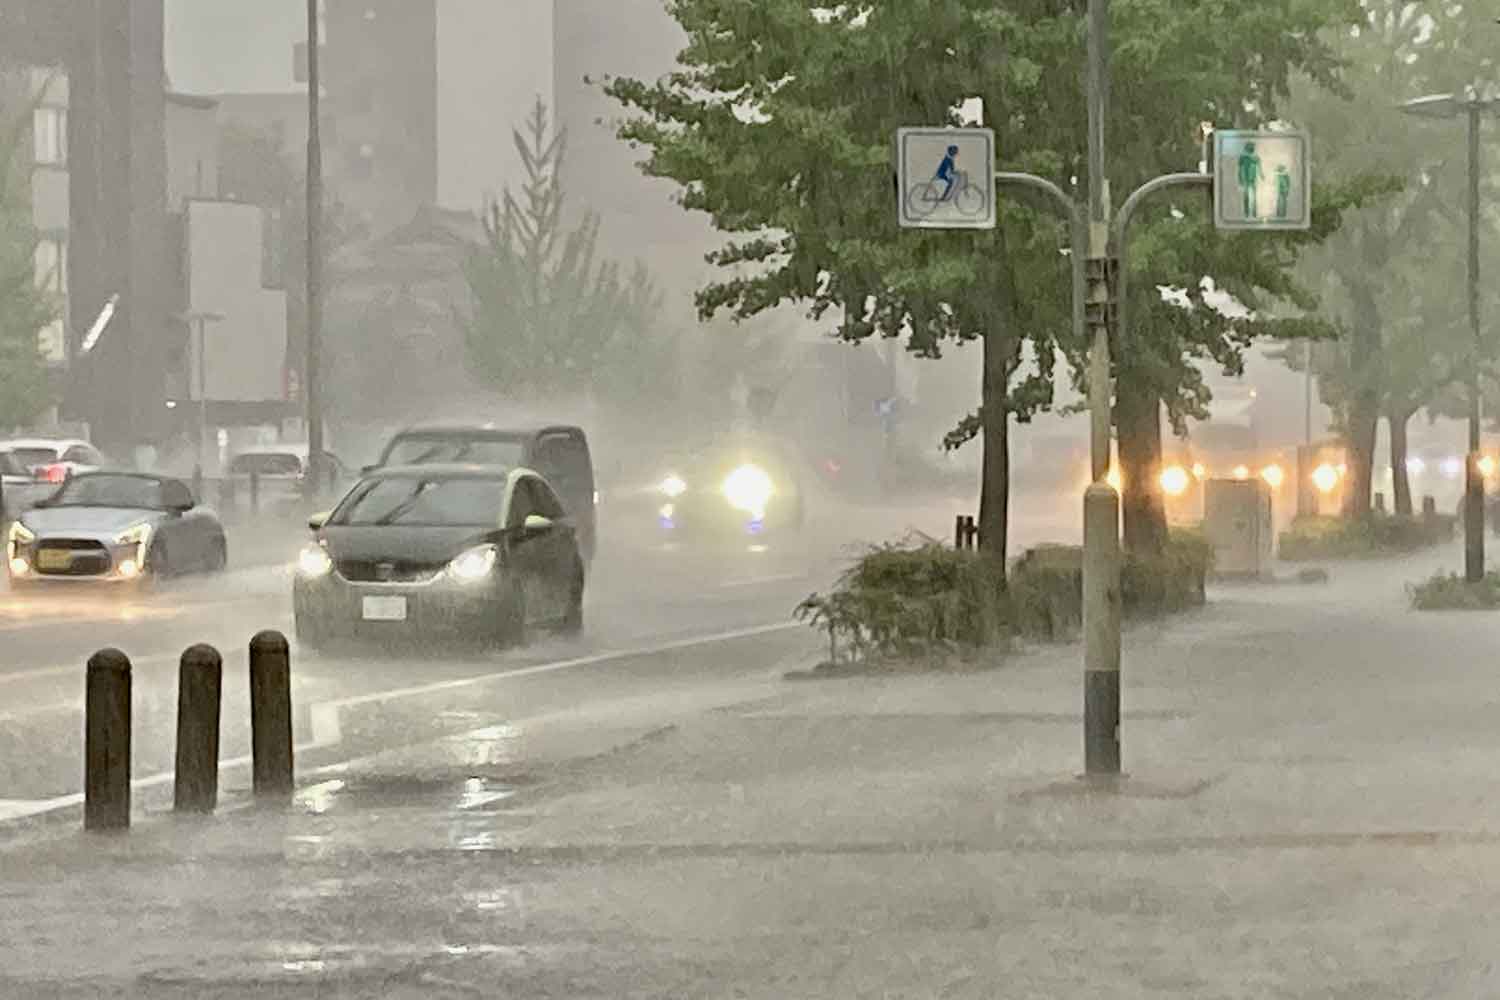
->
<box><xmin>149</xmin><ymin>541</ymin><xmax>171</xmax><ymax>579</ymax></box>
<box><xmin>559</xmin><ymin>563</ymin><xmax>585</xmax><ymax>636</ymax></box>
<box><xmin>294</xmin><ymin>612</ymin><xmax>328</xmax><ymax>652</ymax></box>
<box><xmin>208</xmin><ymin>536</ymin><xmax>228</xmax><ymax>573</ymax></box>
<box><xmin>493</xmin><ymin>584</ymin><xmax>527</xmax><ymax>648</ymax></box>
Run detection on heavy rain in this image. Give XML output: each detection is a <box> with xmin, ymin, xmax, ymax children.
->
<box><xmin>2</xmin><ymin>0</ymin><xmax>1500</xmax><ymax>997</ymax></box>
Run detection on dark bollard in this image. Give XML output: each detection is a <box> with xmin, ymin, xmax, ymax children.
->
<box><xmin>85</xmin><ymin>649</ymin><xmax>131</xmax><ymax>831</ymax></box>
<box><xmin>955</xmin><ymin>515</ymin><xmax>965</xmax><ymax>550</ymax></box>
<box><xmin>1422</xmin><ymin>495</ymin><xmax>1437</xmax><ymax>519</ymax></box>
<box><xmin>174</xmin><ymin>644</ymin><xmax>223</xmax><ymax>814</ymax></box>
<box><xmin>249</xmin><ymin>471</ymin><xmax>260</xmax><ymax>515</ymax></box>
<box><xmin>1373</xmin><ymin>491</ymin><xmax>1386</xmax><ymax>513</ymax></box>
<box><xmin>249</xmin><ymin>630</ymin><xmax>294</xmax><ymax>799</ymax></box>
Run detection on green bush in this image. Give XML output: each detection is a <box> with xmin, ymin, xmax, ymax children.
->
<box><xmin>1278</xmin><ymin>513</ymin><xmax>1454</xmax><ymax>562</ymax></box>
<box><xmin>795</xmin><ymin>532</ymin><xmax>1213</xmax><ymax>666</ymax></box>
<box><xmin>1409</xmin><ymin>571</ymin><xmax>1500</xmax><ymax>611</ymax></box>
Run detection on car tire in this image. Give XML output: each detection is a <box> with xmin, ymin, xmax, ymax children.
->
<box><xmin>493</xmin><ymin>584</ymin><xmax>527</xmax><ymax>648</ymax></box>
<box><xmin>294</xmin><ymin>613</ymin><xmax>328</xmax><ymax>652</ymax></box>
<box><xmin>559</xmin><ymin>563</ymin><xmax>585</xmax><ymax>637</ymax></box>
<box><xmin>149</xmin><ymin>541</ymin><xmax>171</xmax><ymax>580</ymax></box>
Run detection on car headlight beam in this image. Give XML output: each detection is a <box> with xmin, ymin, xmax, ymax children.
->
<box><xmin>447</xmin><ymin>544</ymin><xmax>498</xmax><ymax>584</ymax></box>
<box><xmin>722</xmin><ymin>464</ymin><xmax>774</xmax><ymax>518</ymax></box>
<box><xmin>297</xmin><ymin>544</ymin><xmax>334</xmax><ymax>579</ymax></box>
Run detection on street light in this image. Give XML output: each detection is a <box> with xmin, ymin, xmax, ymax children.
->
<box><xmin>178</xmin><ymin>310</ymin><xmax>226</xmax><ymax>487</ymax></box>
<box><xmin>1400</xmin><ymin>86</ymin><xmax>1500</xmax><ymax>583</ymax></box>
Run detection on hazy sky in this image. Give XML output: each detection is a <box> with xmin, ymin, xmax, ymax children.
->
<box><xmin>164</xmin><ymin>0</ymin><xmax>305</xmax><ymax>94</ymax></box>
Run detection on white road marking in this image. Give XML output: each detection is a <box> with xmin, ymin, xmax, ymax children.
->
<box><xmin>0</xmin><ymin>620</ymin><xmax>805</xmax><ymax>826</ymax></box>
<box><xmin>717</xmin><ymin>573</ymin><xmax>810</xmax><ymax>590</ymax></box>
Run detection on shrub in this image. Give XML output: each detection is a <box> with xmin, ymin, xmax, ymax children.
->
<box><xmin>1278</xmin><ymin>513</ymin><xmax>1454</xmax><ymax>562</ymax></box>
<box><xmin>795</xmin><ymin>531</ymin><xmax>1213</xmax><ymax>667</ymax></box>
<box><xmin>1408</xmin><ymin>571</ymin><xmax>1500</xmax><ymax>611</ymax></box>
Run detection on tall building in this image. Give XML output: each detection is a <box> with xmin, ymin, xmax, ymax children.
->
<box><xmin>321</xmin><ymin>0</ymin><xmax>553</xmax><ymax>235</ymax></box>
<box><xmin>0</xmin><ymin>0</ymin><xmax>171</xmax><ymax>452</ymax></box>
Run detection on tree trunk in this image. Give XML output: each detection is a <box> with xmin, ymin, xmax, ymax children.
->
<box><xmin>1388</xmin><ymin>407</ymin><xmax>1414</xmax><ymax>517</ymax></box>
<box><xmin>977</xmin><ymin>332</ymin><xmax>1009</xmax><ymax>578</ymax></box>
<box><xmin>1116</xmin><ymin>373</ymin><xmax>1168</xmax><ymax>556</ymax></box>
<box><xmin>1343</xmin><ymin>289</ymin><xmax>1381</xmax><ymax>518</ymax></box>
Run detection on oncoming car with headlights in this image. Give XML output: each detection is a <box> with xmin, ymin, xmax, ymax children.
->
<box><xmin>292</xmin><ymin>464</ymin><xmax>584</xmax><ymax>649</ymax></box>
<box><xmin>7</xmin><ymin>472</ymin><xmax>226</xmax><ymax>587</ymax></box>
<box><xmin>650</xmin><ymin>437</ymin><xmax>805</xmax><ymax>546</ymax></box>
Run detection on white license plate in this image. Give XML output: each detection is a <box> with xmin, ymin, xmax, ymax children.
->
<box><xmin>36</xmin><ymin>550</ymin><xmax>71</xmax><ymax>571</ymax></box>
<box><xmin>361</xmin><ymin>595</ymin><xmax>408</xmax><ymax>622</ymax></box>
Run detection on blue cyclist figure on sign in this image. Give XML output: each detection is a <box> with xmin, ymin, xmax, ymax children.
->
<box><xmin>935</xmin><ymin>145</ymin><xmax>960</xmax><ymax>201</ymax></box>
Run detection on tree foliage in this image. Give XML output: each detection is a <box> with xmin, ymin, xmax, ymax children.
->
<box><xmin>606</xmin><ymin>0</ymin><xmax>1380</xmax><ymax>557</ymax></box>
<box><xmin>0</xmin><ymin>87</ymin><xmax>56</xmax><ymax>430</ymax></box>
<box><xmin>463</xmin><ymin>98</ymin><xmax>674</xmax><ymax>404</ymax></box>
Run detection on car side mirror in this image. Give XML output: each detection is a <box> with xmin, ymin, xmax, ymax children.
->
<box><xmin>161</xmin><ymin>481</ymin><xmax>195</xmax><ymax>512</ymax></box>
<box><xmin>522</xmin><ymin>514</ymin><xmax>554</xmax><ymax>535</ymax></box>
<box><xmin>308</xmin><ymin>511</ymin><xmax>330</xmax><ymax>531</ymax></box>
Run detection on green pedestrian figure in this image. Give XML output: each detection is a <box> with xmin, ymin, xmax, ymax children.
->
<box><xmin>1237</xmin><ymin>141</ymin><xmax>1263</xmax><ymax>219</ymax></box>
<box><xmin>1274</xmin><ymin>163</ymin><xmax>1292</xmax><ymax>220</ymax></box>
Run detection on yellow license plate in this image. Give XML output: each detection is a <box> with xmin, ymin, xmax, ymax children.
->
<box><xmin>36</xmin><ymin>550</ymin><xmax>71</xmax><ymax>571</ymax></box>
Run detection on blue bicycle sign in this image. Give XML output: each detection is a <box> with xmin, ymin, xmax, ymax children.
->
<box><xmin>896</xmin><ymin>127</ymin><xmax>996</xmax><ymax>230</ymax></box>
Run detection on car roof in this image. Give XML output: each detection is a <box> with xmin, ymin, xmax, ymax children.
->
<box><xmin>67</xmin><ymin>470</ymin><xmax>176</xmax><ymax>484</ymax></box>
<box><xmin>0</xmin><ymin>438</ymin><xmax>90</xmax><ymax>450</ymax></box>
<box><xmin>366</xmin><ymin>463</ymin><xmax>522</xmax><ymax>481</ymax></box>
<box><xmin>233</xmin><ymin>443</ymin><xmax>311</xmax><ymax>457</ymax></box>
<box><xmin>391</xmin><ymin>423</ymin><xmax>585</xmax><ymax>441</ymax></box>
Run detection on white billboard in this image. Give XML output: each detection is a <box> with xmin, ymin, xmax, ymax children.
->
<box><xmin>186</xmin><ymin>200</ymin><xmax>288</xmax><ymax>402</ymax></box>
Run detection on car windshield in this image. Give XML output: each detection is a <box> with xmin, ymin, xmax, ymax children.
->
<box><xmin>334</xmin><ymin>476</ymin><xmax>503</xmax><ymax>527</ymax></box>
<box><xmin>49</xmin><ymin>475</ymin><xmax>163</xmax><ymax>509</ymax></box>
<box><xmin>230</xmin><ymin>453</ymin><xmax>304</xmax><ymax>476</ymax></box>
<box><xmin>384</xmin><ymin>436</ymin><xmax>526</xmax><ymax>467</ymax></box>
<box><xmin>8</xmin><ymin>447</ymin><xmax>59</xmax><ymax>470</ymax></box>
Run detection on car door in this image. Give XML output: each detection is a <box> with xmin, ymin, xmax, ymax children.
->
<box><xmin>503</xmin><ymin>477</ymin><xmax>554</xmax><ymax>623</ymax></box>
<box><xmin>159</xmin><ymin>479</ymin><xmax>208</xmax><ymax>569</ymax></box>
<box><xmin>534</xmin><ymin>431</ymin><xmax>596</xmax><ymax>561</ymax></box>
<box><xmin>530</xmin><ymin>477</ymin><xmax>577</xmax><ymax>616</ymax></box>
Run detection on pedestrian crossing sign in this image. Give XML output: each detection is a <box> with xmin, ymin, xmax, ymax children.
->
<box><xmin>1212</xmin><ymin>129</ymin><xmax>1311</xmax><ymax>231</ymax></box>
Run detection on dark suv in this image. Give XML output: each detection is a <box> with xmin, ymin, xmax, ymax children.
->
<box><xmin>371</xmin><ymin>424</ymin><xmax>597</xmax><ymax>561</ymax></box>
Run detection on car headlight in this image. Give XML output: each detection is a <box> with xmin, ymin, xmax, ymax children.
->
<box><xmin>722</xmin><ymin>464</ymin><xmax>774</xmax><ymax>518</ymax></box>
<box><xmin>297</xmin><ymin>544</ymin><xmax>334</xmax><ymax>579</ymax></box>
<box><xmin>114</xmin><ymin>522</ymin><xmax>154</xmax><ymax>547</ymax></box>
<box><xmin>447</xmin><ymin>544</ymin><xmax>498</xmax><ymax>583</ymax></box>
<box><xmin>1159</xmin><ymin>465</ymin><xmax>1190</xmax><ymax>497</ymax></box>
<box><xmin>659</xmin><ymin>474</ymin><xmax>687</xmax><ymax>498</ymax></box>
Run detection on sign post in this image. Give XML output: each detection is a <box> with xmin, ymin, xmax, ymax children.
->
<box><xmin>896</xmin><ymin>127</ymin><xmax>997</xmax><ymax>230</ymax></box>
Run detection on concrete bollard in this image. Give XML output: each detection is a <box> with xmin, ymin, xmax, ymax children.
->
<box><xmin>173</xmin><ymin>644</ymin><xmax>223</xmax><ymax>814</ymax></box>
<box><xmin>249</xmin><ymin>630</ymin><xmax>294</xmax><ymax>799</ymax></box>
<box><xmin>1082</xmin><ymin>483</ymin><xmax>1121</xmax><ymax>777</ymax></box>
<box><xmin>85</xmin><ymin>649</ymin><xmax>132</xmax><ymax>831</ymax></box>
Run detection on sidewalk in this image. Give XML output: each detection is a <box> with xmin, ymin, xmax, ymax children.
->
<box><xmin>6</xmin><ymin>543</ymin><xmax>1500</xmax><ymax>998</ymax></box>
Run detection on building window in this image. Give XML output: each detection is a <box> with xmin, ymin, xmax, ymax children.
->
<box><xmin>34</xmin><ymin>238</ymin><xmax>66</xmax><ymax>296</ymax></box>
<box><xmin>33</xmin><ymin>107</ymin><xmax>66</xmax><ymax>166</ymax></box>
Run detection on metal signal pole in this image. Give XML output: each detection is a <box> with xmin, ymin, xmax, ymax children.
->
<box><xmin>305</xmin><ymin>0</ymin><xmax>324</xmax><ymax>498</ymax></box>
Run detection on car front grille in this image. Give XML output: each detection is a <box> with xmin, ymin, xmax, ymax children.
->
<box><xmin>336</xmin><ymin>560</ymin><xmax>443</xmax><ymax>584</ymax></box>
<box><xmin>34</xmin><ymin>539</ymin><xmax>112</xmax><ymax>576</ymax></box>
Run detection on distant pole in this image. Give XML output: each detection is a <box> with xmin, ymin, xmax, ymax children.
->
<box><xmin>305</xmin><ymin>0</ymin><xmax>324</xmax><ymax>499</ymax></box>
<box><xmin>1465</xmin><ymin>102</ymin><xmax>1485</xmax><ymax>582</ymax></box>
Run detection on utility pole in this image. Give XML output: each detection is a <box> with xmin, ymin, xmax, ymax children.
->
<box><xmin>1082</xmin><ymin>0</ymin><xmax>1122</xmax><ymax>778</ymax></box>
<box><xmin>304</xmin><ymin>0</ymin><xmax>324</xmax><ymax>499</ymax></box>
<box><xmin>1466</xmin><ymin>100</ymin><xmax>1484</xmax><ymax>582</ymax></box>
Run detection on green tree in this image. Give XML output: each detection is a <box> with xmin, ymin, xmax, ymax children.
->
<box><xmin>463</xmin><ymin>98</ymin><xmax>674</xmax><ymax>405</ymax></box>
<box><xmin>606</xmin><ymin>0</ymin><xmax>1376</xmax><ymax>563</ymax></box>
<box><xmin>0</xmin><ymin>90</ymin><xmax>57</xmax><ymax>429</ymax></box>
<box><xmin>1280</xmin><ymin>0</ymin><xmax>1498</xmax><ymax>517</ymax></box>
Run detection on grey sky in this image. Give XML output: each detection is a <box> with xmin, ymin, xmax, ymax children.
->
<box><xmin>164</xmin><ymin>0</ymin><xmax>304</xmax><ymax>95</ymax></box>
